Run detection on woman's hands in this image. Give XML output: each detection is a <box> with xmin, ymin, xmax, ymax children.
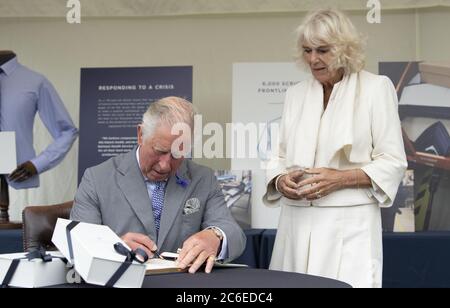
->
<box><xmin>277</xmin><ymin>169</ymin><xmax>305</xmax><ymax>200</ymax></box>
<box><xmin>278</xmin><ymin>168</ymin><xmax>366</xmax><ymax>201</ymax></box>
<box><xmin>296</xmin><ymin>168</ymin><xmax>348</xmax><ymax>200</ymax></box>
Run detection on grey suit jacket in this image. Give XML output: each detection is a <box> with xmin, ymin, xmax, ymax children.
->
<box><xmin>71</xmin><ymin>148</ymin><xmax>246</xmax><ymax>262</ymax></box>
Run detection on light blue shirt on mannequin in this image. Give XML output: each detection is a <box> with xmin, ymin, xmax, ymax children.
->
<box><xmin>0</xmin><ymin>57</ymin><xmax>78</xmax><ymax>189</ymax></box>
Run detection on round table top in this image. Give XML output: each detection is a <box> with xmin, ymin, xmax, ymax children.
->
<box><xmin>141</xmin><ymin>267</ymin><xmax>351</xmax><ymax>288</ymax></box>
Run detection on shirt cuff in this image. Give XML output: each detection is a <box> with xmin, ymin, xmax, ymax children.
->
<box><xmin>207</xmin><ymin>226</ymin><xmax>228</xmax><ymax>260</ymax></box>
<box><xmin>30</xmin><ymin>156</ymin><xmax>47</xmax><ymax>174</ymax></box>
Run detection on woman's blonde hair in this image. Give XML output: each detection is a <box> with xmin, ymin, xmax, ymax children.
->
<box><xmin>296</xmin><ymin>9</ymin><xmax>365</xmax><ymax>74</ymax></box>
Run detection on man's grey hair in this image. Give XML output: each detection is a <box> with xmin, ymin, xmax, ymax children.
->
<box><xmin>141</xmin><ymin>96</ymin><xmax>196</xmax><ymax>140</ymax></box>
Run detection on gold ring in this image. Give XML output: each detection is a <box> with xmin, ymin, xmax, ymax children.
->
<box><xmin>208</xmin><ymin>255</ymin><xmax>216</xmax><ymax>261</ymax></box>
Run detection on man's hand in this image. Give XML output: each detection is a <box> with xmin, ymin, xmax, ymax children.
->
<box><xmin>120</xmin><ymin>232</ymin><xmax>158</xmax><ymax>259</ymax></box>
<box><xmin>8</xmin><ymin>161</ymin><xmax>38</xmax><ymax>182</ymax></box>
<box><xmin>277</xmin><ymin>169</ymin><xmax>305</xmax><ymax>200</ymax></box>
<box><xmin>176</xmin><ymin>229</ymin><xmax>221</xmax><ymax>274</ymax></box>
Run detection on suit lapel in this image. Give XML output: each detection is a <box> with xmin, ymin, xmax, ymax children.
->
<box><xmin>117</xmin><ymin>149</ymin><xmax>157</xmax><ymax>239</ymax></box>
<box><xmin>158</xmin><ymin>161</ymin><xmax>191</xmax><ymax>248</ymax></box>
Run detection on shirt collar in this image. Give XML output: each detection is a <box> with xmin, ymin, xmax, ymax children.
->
<box><xmin>0</xmin><ymin>56</ymin><xmax>19</xmax><ymax>76</ymax></box>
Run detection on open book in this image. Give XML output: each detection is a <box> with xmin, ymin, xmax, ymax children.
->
<box><xmin>145</xmin><ymin>252</ymin><xmax>248</xmax><ymax>275</ymax></box>
<box><xmin>145</xmin><ymin>258</ymin><xmax>187</xmax><ymax>275</ymax></box>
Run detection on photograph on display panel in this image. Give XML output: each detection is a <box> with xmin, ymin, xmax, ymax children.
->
<box><xmin>380</xmin><ymin>62</ymin><xmax>450</xmax><ymax>231</ymax></box>
<box><xmin>381</xmin><ymin>170</ymin><xmax>415</xmax><ymax>232</ymax></box>
<box><xmin>215</xmin><ymin>170</ymin><xmax>252</xmax><ymax>230</ymax></box>
<box><xmin>232</xmin><ymin>63</ymin><xmax>309</xmax><ymax>228</ymax></box>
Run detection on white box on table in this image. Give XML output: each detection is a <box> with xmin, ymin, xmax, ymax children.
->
<box><xmin>51</xmin><ymin>218</ymin><xmax>145</xmax><ymax>288</ymax></box>
<box><xmin>0</xmin><ymin>251</ymin><xmax>68</xmax><ymax>288</ymax></box>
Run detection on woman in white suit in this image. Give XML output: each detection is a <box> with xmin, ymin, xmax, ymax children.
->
<box><xmin>263</xmin><ymin>9</ymin><xmax>407</xmax><ymax>288</ymax></box>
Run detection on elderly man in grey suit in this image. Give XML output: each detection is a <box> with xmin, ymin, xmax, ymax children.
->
<box><xmin>71</xmin><ymin>96</ymin><xmax>246</xmax><ymax>274</ymax></box>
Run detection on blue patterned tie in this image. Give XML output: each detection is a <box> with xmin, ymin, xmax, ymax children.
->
<box><xmin>152</xmin><ymin>181</ymin><xmax>166</xmax><ymax>235</ymax></box>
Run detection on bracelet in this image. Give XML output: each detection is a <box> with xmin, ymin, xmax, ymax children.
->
<box><xmin>275</xmin><ymin>174</ymin><xmax>285</xmax><ymax>193</ymax></box>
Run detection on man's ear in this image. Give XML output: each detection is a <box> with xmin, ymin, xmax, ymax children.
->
<box><xmin>137</xmin><ymin>125</ymin><xmax>143</xmax><ymax>146</ymax></box>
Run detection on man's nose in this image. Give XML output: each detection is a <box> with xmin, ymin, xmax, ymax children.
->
<box><xmin>158</xmin><ymin>153</ymin><xmax>172</xmax><ymax>170</ymax></box>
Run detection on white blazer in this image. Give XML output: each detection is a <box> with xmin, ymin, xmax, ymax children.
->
<box><xmin>263</xmin><ymin>70</ymin><xmax>407</xmax><ymax>208</ymax></box>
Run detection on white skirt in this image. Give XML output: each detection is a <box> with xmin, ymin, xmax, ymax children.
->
<box><xmin>270</xmin><ymin>203</ymin><xmax>383</xmax><ymax>288</ymax></box>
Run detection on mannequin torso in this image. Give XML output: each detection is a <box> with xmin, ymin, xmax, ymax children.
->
<box><xmin>0</xmin><ymin>50</ymin><xmax>78</xmax><ymax>227</ymax></box>
<box><xmin>0</xmin><ymin>50</ymin><xmax>21</xmax><ymax>227</ymax></box>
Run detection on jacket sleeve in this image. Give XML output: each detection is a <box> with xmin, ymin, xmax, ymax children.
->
<box><xmin>71</xmin><ymin>168</ymin><xmax>103</xmax><ymax>224</ymax></box>
<box><xmin>201</xmin><ymin>170</ymin><xmax>246</xmax><ymax>262</ymax></box>
<box><xmin>361</xmin><ymin>76</ymin><xmax>408</xmax><ymax>208</ymax></box>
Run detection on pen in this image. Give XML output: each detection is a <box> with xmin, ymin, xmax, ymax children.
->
<box><xmin>152</xmin><ymin>250</ymin><xmax>163</xmax><ymax>259</ymax></box>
